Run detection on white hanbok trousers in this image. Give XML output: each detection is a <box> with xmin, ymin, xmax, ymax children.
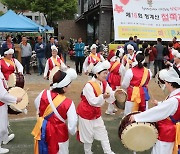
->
<box><xmin>151</xmin><ymin>140</ymin><xmax>174</xmax><ymax>154</ymax></box>
<box><xmin>58</xmin><ymin>140</ymin><xmax>69</xmax><ymax>154</ymax></box>
<box><xmin>0</xmin><ymin>104</ymin><xmax>9</xmax><ymax>143</ymax></box>
<box><xmin>78</xmin><ymin>116</ymin><xmax>114</xmax><ymax>154</ymax></box>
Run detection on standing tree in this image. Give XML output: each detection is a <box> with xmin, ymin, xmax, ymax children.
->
<box><xmin>1</xmin><ymin>0</ymin><xmax>77</xmax><ymax>26</ymax></box>
<box><xmin>28</xmin><ymin>0</ymin><xmax>77</xmax><ymax>26</ymax></box>
<box><xmin>1</xmin><ymin>0</ymin><xmax>31</xmax><ymax>12</ymax></box>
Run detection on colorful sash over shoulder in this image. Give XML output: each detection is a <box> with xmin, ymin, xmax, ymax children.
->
<box><xmin>31</xmin><ymin>94</ymin><xmax>66</xmax><ymax>154</ymax></box>
<box><xmin>169</xmin><ymin>106</ymin><xmax>180</xmax><ymax>154</ymax></box>
<box><xmin>88</xmin><ymin>80</ymin><xmax>102</xmax><ymax>96</ymax></box>
<box><xmin>89</xmin><ymin>53</ymin><xmax>100</xmax><ymax>62</ymax></box>
<box><xmin>131</xmin><ymin>68</ymin><xmax>149</xmax><ymax>111</ymax></box>
<box><xmin>110</xmin><ymin>61</ymin><xmax>120</xmax><ymax>72</ymax></box>
<box><xmin>3</xmin><ymin>58</ymin><xmax>15</xmax><ymax>67</ymax></box>
<box><xmin>52</xmin><ymin>57</ymin><xmax>60</xmax><ymax>67</ymax></box>
<box><xmin>171</xmin><ymin>120</ymin><xmax>180</xmax><ymax>154</ymax></box>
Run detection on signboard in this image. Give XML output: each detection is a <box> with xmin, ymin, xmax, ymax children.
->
<box><xmin>112</xmin><ymin>0</ymin><xmax>180</xmax><ymax>41</ymax></box>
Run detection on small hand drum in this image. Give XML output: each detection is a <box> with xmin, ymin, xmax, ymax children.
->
<box><xmin>114</xmin><ymin>89</ymin><xmax>127</xmax><ymax>109</ymax></box>
<box><xmin>49</xmin><ymin>66</ymin><xmax>60</xmax><ymax>83</ymax></box>
<box><xmin>8</xmin><ymin>87</ymin><xmax>28</xmax><ymax>114</ymax></box>
<box><xmin>119</xmin><ymin>112</ymin><xmax>158</xmax><ymax>152</ymax></box>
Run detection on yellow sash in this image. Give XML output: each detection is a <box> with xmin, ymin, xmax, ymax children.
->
<box><xmin>52</xmin><ymin>57</ymin><xmax>60</xmax><ymax>67</ymax></box>
<box><xmin>173</xmin><ymin>122</ymin><xmax>180</xmax><ymax>154</ymax></box>
<box><xmin>31</xmin><ymin>94</ymin><xmax>66</xmax><ymax>154</ymax></box>
<box><xmin>131</xmin><ymin>67</ymin><xmax>148</xmax><ymax>111</ymax></box>
<box><xmin>89</xmin><ymin>53</ymin><xmax>100</xmax><ymax>62</ymax></box>
<box><xmin>88</xmin><ymin>80</ymin><xmax>102</xmax><ymax>96</ymax></box>
<box><xmin>3</xmin><ymin>58</ymin><xmax>15</xmax><ymax>67</ymax></box>
<box><xmin>110</xmin><ymin>61</ymin><xmax>120</xmax><ymax>72</ymax></box>
<box><xmin>124</xmin><ymin>55</ymin><xmax>133</xmax><ymax>64</ymax></box>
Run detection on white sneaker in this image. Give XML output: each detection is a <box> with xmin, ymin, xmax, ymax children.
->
<box><xmin>2</xmin><ymin>134</ymin><xmax>15</xmax><ymax>145</ymax></box>
<box><xmin>0</xmin><ymin>147</ymin><xmax>9</xmax><ymax>154</ymax></box>
<box><xmin>105</xmin><ymin>110</ymin><xmax>115</xmax><ymax>115</ymax></box>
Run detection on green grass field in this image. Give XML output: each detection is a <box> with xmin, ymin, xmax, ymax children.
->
<box><xmin>4</xmin><ymin>116</ymin><xmax>151</xmax><ymax>154</ymax></box>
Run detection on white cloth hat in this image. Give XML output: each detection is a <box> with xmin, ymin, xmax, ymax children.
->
<box><xmin>127</xmin><ymin>44</ymin><xmax>134</xmax><ymax>50</ymax></box>
<box><xmin>51</xmin><ymin>45</ymin><xmax>58</xmax><ymax>52</ymax></box>
<box><xmin>117</xmin><ymin>48</ymin><xmax>124</xmax><ymax>57</ymax></box>
<box><xmin>51</xmin><ymin>68</ymin><xmax>77</xmax><ymax>89</ymax></box>
<box><xmin>92</xmin><ymin>60</ymin><xmax>110</xmax><ymax>74</ymax></box>
<box><xmin>90</xmin><ymin>44</ymin><xmax>97</xmax><ymax>51</ymax></box>
<box><xmin>172</xmin><ymin>49</ymin><xmax>180</xmax><ymax>58</ymax></box>
<box><xmin>159</xmin><ymin>67</ymin><xmax>180</xmax><ymax>85</ymax></box>
<box><xmin>4</xmin><ymin>48</ymin><xmax>14</xmax><ymax>55</ymax></box>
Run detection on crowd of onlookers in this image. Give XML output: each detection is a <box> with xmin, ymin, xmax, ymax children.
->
<box><xmin>0</xmin><ymin>34</ymin><xmax>179</xmax><ymax>78</ymax></box>
<box><xmin>111</xmin><ymin>36</ymin><xmax>180</xmax><ymax>77</ymax></box>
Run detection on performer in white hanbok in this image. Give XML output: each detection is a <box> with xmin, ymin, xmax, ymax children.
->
<box><xmin>44</xmin><ymin>45</ymin><xmax>67</xmax><ymax>79</ymax></box>
<box><xmin>0</xmin><ymin>49</ymin><xmax>23</xmax><ymax>81</ymax></box>
<box><xmin>106</xmin><ymin>48</ymin><xmax>125</xmax><ymax>115</ymax></box>
<box><xmin>122</xmin><ymin>44</ymin><xmax>136</xmax><ymax>70</ymax></box>
<box><xmin>121</xmin><ymin>51</ymin><xmax>152</xmax><ymax>115</ymax></box>
<box><xmin>130</xmin><ymin>66</ymin><xmax>180</xmax><ymax>154</ymax></box>
<box><xmin>83</xmin><ymin>44</ymin><xmax>105</xmax><ymax>74</ymax></box>
<box><xmin>32</xmin><ymin>68</ymin><xmax>78</xmax><ymax>154</ymax></box>
<box><xmin>0</xmin><ymin>71</ymin><xmax>22</xmax><ymax>154</ymax></box>
<box><xmin>77</xmin><ymin>60</ymin><xmax>115</xmax><ymax>154</ymax></box>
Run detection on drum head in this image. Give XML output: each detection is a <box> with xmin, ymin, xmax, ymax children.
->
<box><xmin>7</xmin><ymin>73</ymin><xmax>16</xmax><ymax>88</ymax></box>
<box><xmin>8</xmin><ymin>87</ymin><xmax>28</xmax><ymax>112</ymax></box>
<box><xmin>49</xmin><ymin>66</ymin><xmax>60</xmax><ymax>82</ymax></box>
<box><xmin>121</xmin><ymin>123</ymin><xmax>158</xmax><ymax>152</ymax></box>
<box><xmin>119</xmin><ymin>112</ymin><xmax>158</xmax><ymax>152</ymax></box>
<box><xmin>114</xmin><ymin>89</ymin><xmax>127</xmax><ymax>109</ymax></box>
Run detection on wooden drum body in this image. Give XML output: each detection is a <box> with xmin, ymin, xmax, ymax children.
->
<box><xmin>8</xmin><ymin>73</ymin><xmax>24</xmax><ymax>88</ymax></box>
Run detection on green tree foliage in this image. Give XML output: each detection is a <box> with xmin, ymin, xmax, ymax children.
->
<box><xmin>0</xmin><ymin>11</ymin><xmax>4</xmax><ymax>16</ymax></box>
<box><xmin>28</xmin><ymin>0</ymin><xmax>77</xmax><ymax>25</ymax></box>
<box><xmin>1</xmin><ymin>0</ymin><xmax>77</xmax><ymax>25</ymax></box>
<box><xmin>1</xmin><ymin>0</ymin><xmax>30</xmax><ymax>12</ymax></box>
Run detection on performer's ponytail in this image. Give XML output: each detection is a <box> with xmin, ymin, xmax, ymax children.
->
<box><xmin>136</xmin><ymin>53</ymin><xmax>144</xmax><ymax>68</ymax></box>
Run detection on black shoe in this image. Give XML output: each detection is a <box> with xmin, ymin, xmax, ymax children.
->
<box><xmin>79</xmin><ymin>73</ymin><xmax>82</xmax><ymax>76</ymax></box>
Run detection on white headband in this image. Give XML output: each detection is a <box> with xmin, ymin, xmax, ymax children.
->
<box><xmin>127</xmin><ymin>44</ymin><xmax>134</xmax><ymax>50</ymax></box>
<box><xmin>51</xmin><ymin>68</ymin><xmax>77</xmax><ymax>89</ymax></box>
<box><xmin>159</xmin><ymin>67</ymin><xmax>180</xmax><ymax>85</ymax></box>
<box><xmin>4</xmin><ymin>48</ymin><xmax>14</xmax><ymax>55</ymax></box>
<box><xmin>90</xmin><ymin>44</ymin><xmax>97</xmax><ymax>51</ymax></box>
<box><xmin>51</xmin><ymin>45</ymin><xmax>58</xmax><ymax>52</ymax></box>
<box><xmin>92</xmin><ymin>60</ymin><xmax>110</xmax><ymax>74</ymax></box>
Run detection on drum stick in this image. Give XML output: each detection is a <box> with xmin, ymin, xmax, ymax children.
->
<box><xmin>21</xmin><ymin>88</ymin><xmax>29</xmax><ymax>98</ymax></box>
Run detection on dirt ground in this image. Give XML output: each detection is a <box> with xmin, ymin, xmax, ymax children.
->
<box><xmin>9</xmin><ymin>58</ymin><xmax>168</xmax><ymax>120</ymax></box>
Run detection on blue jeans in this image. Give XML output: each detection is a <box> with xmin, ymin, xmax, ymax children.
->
<box><xmin>37</xmin><ymin>57</ymin><xmax>46</xmax><ymax>74</ymax></box>
<box><xmin>62</xmin><ymin>52</ymin><xmax>67</xmax><ymax>64</ymax></box>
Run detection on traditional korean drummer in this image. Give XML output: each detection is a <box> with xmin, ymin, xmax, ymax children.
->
<box><xmin>77</xmin><ymin>60</ymin><xmax>115</xmax><ymax>154</ymax></box>
<box><xmin>83</xmin><ymin>44</ymin><xmax>105</xmax><ymax>75</ymax></box>
<box><xmin>0</xmin><ymin>49</ymin><xmax>23</xmax><ymax>81</ymax></box>
<box><xmin>130</xmin><ymin>66</ymin><xmax>180</xmax><ymax>154</ymax></box>
<box><xmin>44</xmin><ymin>45</ymin><xmax>67</xmax><ymax>79</ymax></box>
<box><xmin>0</xmin><ymin>71</ymin><xmax>22</xmax><ymax>153</ymax></box>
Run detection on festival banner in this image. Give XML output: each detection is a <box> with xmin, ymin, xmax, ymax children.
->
<box><xmin>112</xmin><ymin>0</ymin><xmax>180</xmax><ymax>41</ymax></box>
